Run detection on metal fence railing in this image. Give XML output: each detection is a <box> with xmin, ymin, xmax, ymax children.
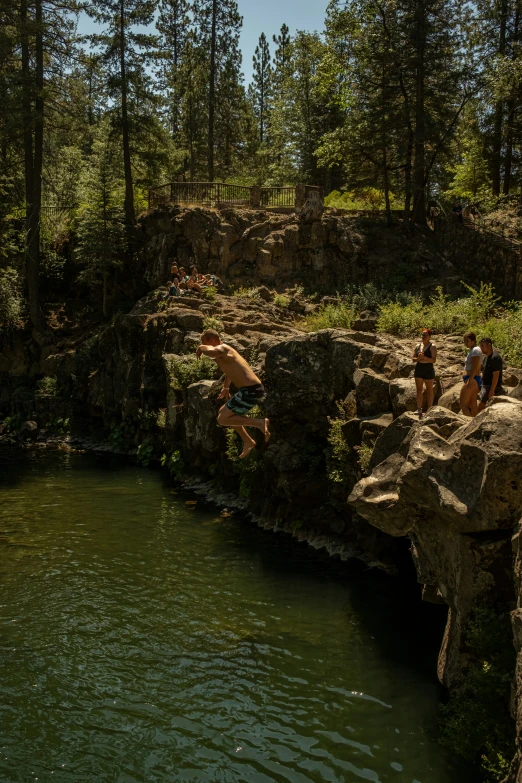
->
<box><xmin>147</xmin><ymin>182</ymin><xmax>324</xmax><ymax>212</ymax></box>
<box><xmin>259</xmin><ymin>187</ymin><xmax>295</xmax><ymax>208</ymax></box>
<box><xmin>149</xmin><ymin>182</ymin><xmax>252</xmax><ymax>210</ymax></box>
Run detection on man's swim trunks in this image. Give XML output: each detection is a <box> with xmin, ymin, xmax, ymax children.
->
<box><xmin>226</xmin><ymin>383</ymin><xmax>265</xmax><ymax>415</ymax></box>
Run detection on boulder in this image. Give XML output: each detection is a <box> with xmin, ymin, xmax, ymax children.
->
<box><xmin>18</xmin><ymin>420</ymin><xmax>38</xmax><ymax>441</ymax></box>
<box><xmin>354</xmin><ymin>368</ymin><xmax>391</xmax><ymax>416</ymax></box>
<box><xmin>349</xmin><ymin>398</ymin><xmax>522</xmax><ymax>688</ymax></box>
<box><xmin>438</xmin><ymin>381</ymin><xmax>462</xmax><ymax>413</ymax></box>
<box><xmin>351</xmin><ymin>311</ymin><xmax>378</xmax><ymax>332</ymax></box>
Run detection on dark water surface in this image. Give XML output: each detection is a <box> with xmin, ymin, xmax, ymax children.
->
<box><xmin>0</xmin><ymin>449</ymin><xmax>470</xmax><ymax>783</ymax></box>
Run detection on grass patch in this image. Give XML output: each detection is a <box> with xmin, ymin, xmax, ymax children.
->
<box><xmin>376</xmin><ymin>282</ymin><xmax>522</xmax><ymax>366</ymax></box>
<box><xmin>300</xmin><ymin>302</ymin><xmax>357</xmax><ymax>332</ymax></box>
<box><xmin>440</xmin><ymin>604</ymin><xmax>515</xmax><ymax>782</ymax></box>
<box><xmin>273</xmin><ymin>294</ymin><xmax>291</xmax><ymax>308</ymax></box>
<box><xmin>234</xmin><ymin>286</ymin><xmax>260</xmax><ymax>299</ymax></box>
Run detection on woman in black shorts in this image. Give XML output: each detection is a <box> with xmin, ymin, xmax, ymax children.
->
<box><xmin>413</xmin><ymin>328</ymin><xmax>437</xmax><ymax>417</ymax></box>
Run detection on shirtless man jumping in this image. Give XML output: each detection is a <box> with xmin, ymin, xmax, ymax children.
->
<box><xmin>196</xmin><ymin>329</ymin><xmax>270</xmax><ymax>458</ymax></box>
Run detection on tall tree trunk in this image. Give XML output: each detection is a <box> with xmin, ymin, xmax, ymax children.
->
<box><xmin>119</xmin><ymin>0</ymin><xmax>135</xmax><ymax>231</ymax></box>
<box><xmin>24</xmin><ymin>0</ymin><xmax>44</xmax><ymax>328</ymax></box>
<box><xmin>382</xmin><ymin>67</ymin><xmax>392</xmax><ymax>226</ymax></box>
<box><xmin>412</xmin><ymin>0</ymin><xmax>426</xmax><ymax>226</ymax></box>
<box><xmin>404</xmin><ymin>133</ymin><xmax>413</xmax><ymax>215</ymax></box>
<box><xmin>503</xmin><ymin>98</ymin><xmax>515</xmax><ymax>194</ymax></box>
<box><xmin>207</xmin><ymin>0</ymin><xmax>217</xmax><ymax>180</ymax></box>
<box><xmin>492</xmin><ymin>0</ymin><xmax>508</xmax><ymax>195</ymax></box>
<box><xmin>20</xmin><ymin>0</ymin><xmax>33</xmax><ymax>208</ymax></box>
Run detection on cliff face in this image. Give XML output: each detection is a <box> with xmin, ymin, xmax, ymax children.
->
<box><xmin>137</xmin><ymin>204</ymin><xmax>368</xmax><ymax>291</ymax></box>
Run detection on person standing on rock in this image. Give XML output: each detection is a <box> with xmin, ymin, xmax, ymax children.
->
<box><xmin>460</xmin><ymin>332</ymin><xmax>483</xmax><ymax>417</ymax></box>
<box><xmin>196</xmin><ymin>329</ymin><xmax>270</xmax><ymax>459</ymax></box>
<box><xmin>413</xmin><ymin>329</ymin><xmax>437</xmax><ymax>417</ymax></box>
<box><xmin>478</xmin><ymin>337</ymin><xmax>506</xmax><ymax>411</ymax></box>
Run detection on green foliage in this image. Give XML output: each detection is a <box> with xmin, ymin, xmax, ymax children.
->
<box><xmin>300</xmin><ymin>302</ymin><xmax>357</xmax><ymax>332</ymax></box>
<box><xmin>224</xmin><ymin>406</ymin><xmax>265</xmax><ymax>497</ymax></box>
<box><xmin>47</xmin><ymin>417</ymin><xmax>70</xmax><ymax>436</ymax></box>
<box><xmin>234</xmin><ymin>286</ymin><xmax>260</xmax><ymax>299</ymax></box>
<box><xmin>161</xmin><ymin>449</ymin><xmax>185</xmax><ymax>479</ymax></box>
<box><xmin>137</xmin><ymin>439</ymin><xmax>154</xmax><ymax>467</ymax></box>
<box><xmin>37</xmin><ymin>376</ymin><xmax>58</xmax><ymax>395</ymax></box>
<box><xmin>0</xmin><ymin>267</ymin><xmax>23</xmax><ymax>332</ymax></box>
<box><xmin>440</xmin><ymin>605</ymin><xmax>515</xmax><ymax>781</ymax></box>
<box><xmin>273</xmin><ymin>294</ymin><xmax>290</xmax><ymax>307</ymax></box>
<box><xmin>1</xmin><ymin>413</ymin><xmax>24</xmax><ymax>433</ymax></box>
<box><xmin>203</xmin><ymin>315</ymin><xmax>224</xmax><ymax>332</ymax></box>
<box><xmin>354</xmin><ymin>443</ymin><xmax>373</xmax><ymax>475</ymax></box>
<box><xmin>108</xmin><ymin>422</ymin><xmax>125</xmax><ymax>450</ymax></box>
<box><xmin>166</xmin><ymin>355</ymin><xmax>216</xmax><ymax>389</ymax></box>
<box><xmin>327</xmin><ymin>418</ymin><xmax>350</xmax><ymax>484</ymax></box>
<box><xmin>324</xmin><ymin>188</ymin><xmax>403</xmax><ymax>211</ymax></box>
<box><xmin>201</xmin><ymin>286</ymin><xmax>218</xmax><ymax>300</ymax></box>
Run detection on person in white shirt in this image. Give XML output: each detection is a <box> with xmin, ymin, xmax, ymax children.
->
<box><xmin>460</xmin><ymin>332</ymin><xmax>483</xmax><ymax>417</ymax></box>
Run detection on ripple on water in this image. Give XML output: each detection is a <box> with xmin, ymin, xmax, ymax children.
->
<box><xmin>0</xmin><ymin>450</ymin><xmax>473</xmax><ymax>783</ymax></box>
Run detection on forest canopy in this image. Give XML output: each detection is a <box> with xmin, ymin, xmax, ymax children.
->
<box><xmin>1</xmin><ymin>0</ymin><xmax>521</xmax><ymax>324</ymax></box>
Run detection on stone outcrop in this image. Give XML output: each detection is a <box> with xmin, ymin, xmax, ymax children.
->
<box><xmin>137</xmin><ymin>204</ymin><xmax>367</xmax><ymax>291</ymax></box>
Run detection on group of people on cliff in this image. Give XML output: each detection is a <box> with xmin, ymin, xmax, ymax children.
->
<box><xmin>164</xmin><ymin>263</ymin><xmax>222</xmax><ymax>298</ymax></box>
<box><xmin>414</xmin><ymin>329</ymin><xmax>505</xmax><ymax>418</ymax></box>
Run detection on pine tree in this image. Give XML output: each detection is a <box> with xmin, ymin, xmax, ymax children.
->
<box><xmin>76</xmin><ymin>121</ymin><xmax>126</xmax><ymax>317</ymax></box>
<box><xmin>192</xmin><ymin>0</ymin><xmax>242</xmax><ymax>180</ymax></box>
<box><xmin>86</xmin><ymin>0</ymin><xmax>159</xmax><ymax>232</ymax></box>
<box><xmin>272</xmin><ymin>23</ymin><xmax>291</xmax><ymax>81</ymax></box>
<box><xmin>251</xmin><ymin>32</ymin><xmax>272</xmax><ymax>143</ymax></box>
<box><xmin>156</xmin><ymin>0</ymin><xmax>191</xmax><ymax>143</ymax></box>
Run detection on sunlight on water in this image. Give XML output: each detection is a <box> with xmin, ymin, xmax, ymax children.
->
<box><xmin>0</xmin><ymin>449</ymin><xmax>471</xmax><ymax>782</ymax></box>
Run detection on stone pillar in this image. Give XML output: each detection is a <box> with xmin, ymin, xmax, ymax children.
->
<box><xmin>250</xmin><ymin>186</ymin><xmax>261</xmax><ymax>209</ymax></box>
<box><xmin>295</xmin><ymin>184</ymin><xmax>306</xmax><ymax>210</ymax></box>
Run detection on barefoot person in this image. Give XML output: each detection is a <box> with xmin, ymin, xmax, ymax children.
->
<box><xmin>413</xmin><ymin>328</ymin><xmax>437</xmax><ymax>417</ymax></box>
<box><xmin>460</xmin><ymin>332</ymin><xmax>482</xmax><ymax>417</ymax></box>
<box><xmin>196</xmin><ymin>329</ymin><xmax>270</xmax><ymax>458</ymax></box>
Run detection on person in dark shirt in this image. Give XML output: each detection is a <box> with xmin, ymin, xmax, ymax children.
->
<box><xmin>478</xmin><ymin>337</ymin><xmax>506</xmax><ymax>411</ymax></box>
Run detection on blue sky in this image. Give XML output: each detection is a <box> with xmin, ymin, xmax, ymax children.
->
<box><xmin>78</xmin><ymin>0</ymin><xmax>328</xmax><ymax>82</ymax></box>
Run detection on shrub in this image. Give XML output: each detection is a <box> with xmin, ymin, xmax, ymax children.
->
<box><xmin>137</xmin><ymin>439</ymin><xmax>153</xmax><ymax>467</ymax></box>
<box><xmin>299</xmin><ymin>302</ymin><xmax>357</xmax><ymax>332</ymax></box>
<box><xmin>161</xmin><ymin>449</ymin><xmax>185</xmax><ymax>479</ymax></box>
<box><xmin>354</xmin><ymin>443</ymin><xmax>373</xmax><ymax>475</ymax></box>
<box><xmin>201</xmin><ymin>286</ymin><xmax>217</xmax><ymax>300</ymax></box>
<box><xmin>234</xmin><ymin>286</ymin><xmax>260</xmax><ymax>299</ymax></box>
<box><xmin>108</xmin><ymin>422</ymin><xmax>125</xmax><ymax>450</ymax></box>
<box><xmin>166</xmin><ymin>355</ymin><xmax>216</xmax><ymax>389</ymax></box>
<box><xmin>0</xmin><ymin>267</ymin><xmax>23</xmax><ymax>331</ymax></box>
<box><xmin>440</xmin><ymin>604</ymin><xmax>515</xmax><ymax>782</ymax></box>
<box><xmin>273</xmin><ymin>294</ymin><xmax>290</xmax><ymax>308</ymax></box>
<box><xmin>203</xmin><ymin>315</ymin><xmax>224</xmax><ymax>333</ymax></box>
<box><xmin>37</xmin><ymin>376</ymin><xmax>58</xmax><ymax>395</ymax></box>
<box><xmin>327</xmin><ymin>418</ymin><xmax>351</xmax><ymax>484</ymax></box>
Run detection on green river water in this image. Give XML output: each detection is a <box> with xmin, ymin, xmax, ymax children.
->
<box><xmin>0</xmin><ymin>449</ymin><xmax>471</xmax><ymax>783</ymax></box>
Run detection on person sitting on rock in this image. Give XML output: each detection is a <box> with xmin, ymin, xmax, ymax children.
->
<box><xmin>478</xmin><ymin>337</ymin><xmax>506</xmax><ymax>411</ymax></box>
<box><xmin>460</xmin><ymin>332</ymin><xmax>483</xmax><ymax>417</ymax></box>
<box><xmin>413</xmin><ymin>328</ymin><xmax>437</xmax><ymax>418</ymax></box>
<box><xmin>196</xmin><ymin>328</ymin><xmax>270</xmax><ymax>459</ymax></box>
<box><xmin>170</xmin><ymin>262</ymin><xmax>179</xmax><ymax>279</ymax></box>
<box><xmin>187</xmin><ymin>266</ymin><xmax>203</xmax><ymax>294</ymax></box>
<box><xmin>163</xmin><ymin>276</ymin><xmax>180</xmax><ymax>299</ymax></box>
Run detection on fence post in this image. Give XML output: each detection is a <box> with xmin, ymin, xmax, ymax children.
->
<box><xmin>170</xmin><ymin>183</ymin><xmax>174</xmax><ymax>204</ymax></box>
<box><xmin>295</xmin><ymin>184</ymin><xmax>306</xmax><ymax>210</ymax></box>
<box><xmin>250</xmin><ymin>186</ymin><xmax>261</xmax><ymax>209</ymax></box>
<box><xmin>217</xmin><ymin>182</ymin><xmax>221</xmax><ymax>206</ymax></box>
